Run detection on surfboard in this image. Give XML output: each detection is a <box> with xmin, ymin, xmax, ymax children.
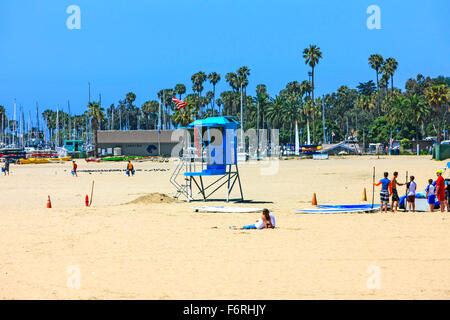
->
<box><xmin>193</xmin><ymin>206</ymin><xmax>265</xmax><ymax>213</ymax></box>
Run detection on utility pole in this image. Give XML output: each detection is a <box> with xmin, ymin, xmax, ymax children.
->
<box><xmin>257</xmin><ymin>100</ymin><xmax>260</xmax><ymax>157</ymax></box>
<box><xmin>68</xmin><ymin>100</ymin><xmax>71</xmax><ymax>139</ymax></box>
<box><xmin>36</xmin><ymin>102</ymin><xmax>40</xmax><ymax>140</ymax></box>
<box><xmin>240</xmin><ymin>83</ymin><xmax>244</xmax><ymax>151</ymax></box>
<box><xmin>322</xmin><ymin>96</ymin><xmax>326</xmax><ymax>144</ymax></box>
<box><xmin>13</xmin><ymin>99</ymin><xmax>16</xmax><ymax>146</ymax></box>
<box><xmin>56</xmin><ymin>105</ymin><xmax>59</xmax><ymax>147</ymax></box>
<box><xmin>346</xmin><ymin>117</ymin><xmax>349</xmax><ymax>142</ymax></box>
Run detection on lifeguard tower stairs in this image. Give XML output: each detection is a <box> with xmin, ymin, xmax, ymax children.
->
<box><xmin>170</xmin><ymin>117</ymin><xmax>244</xmax><ymax>202</ymax></box>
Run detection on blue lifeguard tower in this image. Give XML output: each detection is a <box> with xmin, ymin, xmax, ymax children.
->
<box><xmin>170</xmin><ymin>116</ymin><xmax>244</xmax><ymax>202</ymax></box>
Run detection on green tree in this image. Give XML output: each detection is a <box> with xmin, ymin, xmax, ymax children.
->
<box><xmin>425</xmin><ymin>84</ymin><xmax>450</xmax><ymax>143</ymax></box>
<box><xmin>173</xmin><ymin>97</ymin><xmax>199</xmax><ymax>127</ymax></box>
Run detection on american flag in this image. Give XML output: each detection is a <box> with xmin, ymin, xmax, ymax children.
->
<box><xmin>172</xmin><ymin>97</ymin><xmax>187</xmax><ymax>110</ymax></box>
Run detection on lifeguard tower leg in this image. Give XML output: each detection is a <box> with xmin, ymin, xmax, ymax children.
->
<box><xmin>235</xmin><ymin>164</ymin><xmax>244</xmax><ymax>201</ymax></box>
<box><xmin>199</xmin><ymin>176</ymin><xmax>206</xmax><ymax>201</ymax></box>
<box><xmin>226</xmin><ymin>165</ymin><xmax>232</xmax><ymax>202</ymax></box>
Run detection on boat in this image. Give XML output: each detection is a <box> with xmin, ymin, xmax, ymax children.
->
<box><xmin>19</xmin><ymin>156</ymin><xmax>72</xmax><ymax>164</ymax></box>
<box><xmin>0</xmin><ymin>148</ymin><xmax>27</xmax><ymax>162</ymax></box>
<box><xmin>85</xmin><ymin>158</ymin><xmax>101</xmax><ymax>163</ymax></box>
<box><xmin>399</xmin><ymin>191</ymin><xmax>440</xmax><ymax>211</ymax></box>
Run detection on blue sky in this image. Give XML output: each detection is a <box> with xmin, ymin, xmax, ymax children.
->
<box><xmin>0</xmin><ymin>0</ymin><xmax>449</xmax><ymax>118</ymax></box>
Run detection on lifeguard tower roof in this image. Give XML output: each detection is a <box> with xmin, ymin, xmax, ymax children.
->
<box><xmin>188</xmin><ymin>116</ymin><xmax>239</xmax><ymax>128</ymax></box>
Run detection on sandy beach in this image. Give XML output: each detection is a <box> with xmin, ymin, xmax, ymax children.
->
<box><xmin>0</xmin><ymin>155</ymin><xmax>449</xmax><ymax>299</ymax></box>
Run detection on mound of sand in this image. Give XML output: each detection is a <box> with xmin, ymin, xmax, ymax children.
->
<box><xmin>127</xmin><ymin>193</ymin><xmax>176</xmax><ymax>204</ymax></box>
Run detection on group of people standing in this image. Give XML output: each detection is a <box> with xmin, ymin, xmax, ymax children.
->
<box><xmin>374</xmin><ymin>170</ymin><xmax>449</xmax><ymax>213</ymax></box>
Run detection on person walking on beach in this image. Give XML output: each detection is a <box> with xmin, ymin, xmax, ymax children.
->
<box><xmin>390</xmin><ymin>171</ymin><xmax>404</xmax><ymax>212</ymax></box>
<box><xmin>72</xmin><ymin>161</ymin><xmax>78</xmax><ymax>177</ymax></box>
<box><xmin>425</xmin><ymin>179</ymin><xmax>436</xmax><ymax>212</ymax></box>
<box><xmin>373</xmin><ymin>172</ymin><xmax>391</xmax><ymax>213</ymax></box>
<box><xmin>406</xmin><ymin>176</ymin><xmax>417</xmax><ymax>212</ymax></box>
<box><xmin>3</xmin><ymin>159</ymin><xmax>10</xmax><ymax>176</ymax></box>
<box><xmin>126</xmin><ymin>160</ymin><xmax>135</xmax><ymax>177</ymax></box>
<box><xmin>436</xmin><ymin>170</ymin><xmax>447</xmax><ymax>212</ymax></box>
<box><xmin>230</xmin><ymin>209</ymin><xmax>275</xmax><ymax>230</ymax></box>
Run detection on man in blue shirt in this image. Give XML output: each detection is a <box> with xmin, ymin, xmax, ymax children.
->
<box><xmin>373</xmin><ymin>171</ymin><xmax>391</xmax><ymax>213</ymax></box>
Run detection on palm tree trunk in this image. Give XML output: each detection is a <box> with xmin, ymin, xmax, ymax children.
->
<box><xmin>306</xmin><ymin>117</ymin><xmax>311</xmax><ymax>145</ymax></box>
<box><xmin>376</xmin><ymin>69</ymin><xmax>380</xmax><ymax>116</ymax></box>
<box><xmin>416</xmin><ymin>122</ymin><xmax>420</xmax><ymax>154</ymax></box>
<box><xmin>212</xmin><ymin>85</ymin><xmax>216</xmax><ymax>116</ymax></box>
<box><xmin>437</xmin><ymin>117</ymin><xmax>442</xmax><ymax>144</ymax></box>
<box><xmin>312</xmin><ymin>67</ymin><xmax>316</xmax><ymax>143</ymax></box>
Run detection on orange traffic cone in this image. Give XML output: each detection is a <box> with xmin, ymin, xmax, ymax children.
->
<box><xmin>362</xmin><ymin>188</ymin><xmax>367</xmax><ymax>201</ymax></box>
<box><xmin>312</xmin><ymin>193</ymin><xmax>317</xmax><ymax>206</ymax></box>
<box><xmin>85</xmin><ymin>195</ymin><xmax>89</xmax><ymax>207</ymax></box>
<box><xmin>47</xmin><ymin>195</ymin><xmax>52</xmax><ymax>208</ymax></box>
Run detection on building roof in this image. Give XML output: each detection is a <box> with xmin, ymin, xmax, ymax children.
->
<box><xmin>97</xmin><ymin>130</ymin><xmax>178</xmax><ymax>144</ymax></box>
<box><xmin>188</xmin><ymin>116</ymin><xmax>239</xmax><ymax>128</ymax></box>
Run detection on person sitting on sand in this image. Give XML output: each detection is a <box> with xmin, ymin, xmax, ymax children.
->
<box><xmin>406</xmin><ymin>176</ymin><xmax>417</xmax><ymax>212</ymax></box>
<box><xmin>231</xmin><ymin>209</ymin><xmax>275</xmax><ymax>230</ymax></box>
<box><xmin>390</xmin><ymin>171</ymin><xmax>404</xmax><ymax>213</ymax></box>
<box><xmin>373</xmin><ymin>172</ymin><xmax>391</xmax><ymax>213</ymax></box>
<box><xmin>425</xmin><ymin>179</ymin><xmax>436</xmax><ymax>212</ymax></box>
<box><xmin>126</xmin><ymin>161</ymin><xmax>135</xmax><ymax>177</ymax></box>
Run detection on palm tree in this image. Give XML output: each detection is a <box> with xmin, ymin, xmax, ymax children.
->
<box><xmin>208</xmin><ymin>72</ymin><xmax>221</xmax><ymax>115</ymax></box>
<box><xmin>302</xmin><ymin>45</ymin><xmax>322</xmax><ymax>142</ymax></box>
<box><xmin>172</xmin><ymin>103</ymin><xmax>199</xmax><ymax>127</ymax></box>
<box><xmin>191</xmin><ymin>71</ymin><xmax>207</xmax><ymax>113</ymax></box>
<box><xmin>141</xmin><ymin>101</ymin><xmax>159</xmax><ymax>129</ymax></box>
<box><xmin>174</xmin><ymin>84</ymin><xmax>186</xmax><ymax>100</ymax></box>
<box><xmin>425</xmin><ymin>84</ymin><xmax>450</xmax><ymax>143</ymax></box>
<box><xmin>225</xmin><ymin>72</ymin><xmax>240</xmax><ymax>91</ymax></box>
<box><xmin>267</xmin><ymin>95</ymin><xmax>284</xmax><ymax>129</ymax></box>
<box><xmin>368</xmin><ymin>54</ymin><xmax>384</xmax><ymax>115</ymax></box>
<box><xmin>384</xmin><ymin>57</ymin><xmax>398</xmax><ymax>93</ymax></box>
<box><xmin>408</xmin><ymin>94</ymin><xmax>429</xmax><ymax>149</ymax></box>
<box><xmin>87</xmin><ymin>101</ymin><xmax>105</xmax><ymax>157</ymax></box>
<box><xmin>237</xmin><ymin>66</ymin><xmax>251</xmax><ymax>147</ymax></box>
<box><xmin>255</xmin><ymin>84</ymin><xmax>269</xmax><ymax>130</ymax></box>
